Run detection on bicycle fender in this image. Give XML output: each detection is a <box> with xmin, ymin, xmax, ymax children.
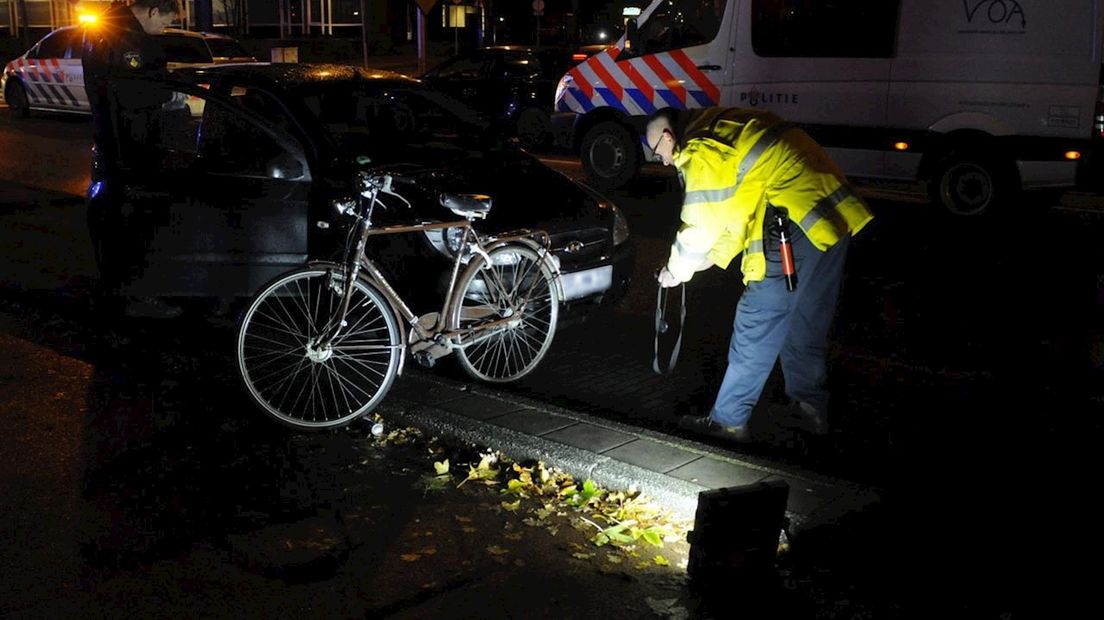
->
<box><xmin>481</xmin><ymin>239</ymin><xmax>566</xmax><ymax>303</ymax></box>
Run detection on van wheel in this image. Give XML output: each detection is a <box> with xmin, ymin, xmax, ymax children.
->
<box><xmin>929</xmin><ymin>152</ymin><xmax>1017</xmax><ymax>217</ymax></box>
<box><xmin>5</xmin><ymin>80</ymin><xmax>30</xmax><ymax>119</ymax></box>
<box><xmin>581</xmin><ymin>121</ymin><xmax>639</xmax><ymax>190</ymax></box>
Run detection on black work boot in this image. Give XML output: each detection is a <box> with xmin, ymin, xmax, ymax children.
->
<box><xmin>679</xmin><ymin>415</ymin><xmax>752</xmax><ymax>443</ymax></box>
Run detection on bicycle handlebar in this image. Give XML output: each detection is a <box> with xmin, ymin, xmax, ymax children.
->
<box><xmin>333</xmin><ymin>173</ymin><xmax>414</xmax><ymax>219</ymax></box>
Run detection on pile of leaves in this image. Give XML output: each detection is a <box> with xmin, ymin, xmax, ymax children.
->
<box><xmin>366</xmin><ymin>414</ymin><xmax>690</xmax><ymax>567</ymax></box>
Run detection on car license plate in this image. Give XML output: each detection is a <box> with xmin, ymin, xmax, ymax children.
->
<box><xmin>560</xmin><ymin>265</ymin><xmax>612</xmax><ymax>301</ymax></box>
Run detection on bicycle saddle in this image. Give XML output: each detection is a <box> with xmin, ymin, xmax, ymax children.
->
<box><xmin>440</xmin><ymin>193</ymin><xmax>492</xmax><ymax>218</ymax></box>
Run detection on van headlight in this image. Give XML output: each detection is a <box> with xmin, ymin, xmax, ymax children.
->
<box><xmin>611</xmin><ymin>204</ymin><xmax>630</xmax><ymax>246</ymax></box>
<box><xmin>554</xmin><ymin>75</ymin><xmax>571</xmax><ymax>108</ymax></box>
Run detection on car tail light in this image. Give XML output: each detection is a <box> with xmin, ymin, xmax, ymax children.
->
<box><xmin>1096</xmin><ymin>94</ymin><xmax>1104</xmax><ymax>139</ymax></box>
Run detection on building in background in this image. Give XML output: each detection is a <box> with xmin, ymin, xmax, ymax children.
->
<box><xmin>1</xmin><ymin>1</ymin><xmax>625</xmax><ymax>52</ymax></box>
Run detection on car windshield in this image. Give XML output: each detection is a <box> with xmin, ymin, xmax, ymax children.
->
<box><xmin>159</xmin><ymin>35</ymin><xmax>212</xmax><ymax>63</ymax></box>
<box><xmin>294</xmin><ymin>82</ymin><xmax>490</xmax><ymax>162</ymax></box>
<box><xmin>206</xmin><ymin>38</ymin><xmax>252</xmax><ymax>59</ymax></box>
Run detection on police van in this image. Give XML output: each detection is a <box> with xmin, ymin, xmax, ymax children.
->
<box><xmin>553</xmin><ymin>0</ymin><xmax>1104</xmax><ymax>215</ymax></box>
<box><xmin>2</xmin><ymin>26</ymin><xmax>253</xmax><ymax>118</ymax></box>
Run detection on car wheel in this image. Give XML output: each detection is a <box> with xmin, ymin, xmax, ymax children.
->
<box><xmin>929</xmin><ymin>151</ymin><xmax>1017</xmax><ymax>216</ymax></box>
<box><xmin>5</xmin><ymin>80</ymin><xmax>30</xmax><ymax>119</ymax></box>
<box><xmin>515</xmin><ymin>107</ymin><xmax>552</xmax><ymax>150</ymax></box>
<box><xmin>581</xmin><ymin>121</ymin><xmax>639</xmax><ymax>190</ymax></box>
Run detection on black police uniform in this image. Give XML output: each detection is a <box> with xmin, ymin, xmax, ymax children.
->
<box><xmin>81</xmin><ymin>2</ymin><xmax>173</xmax><ymax>302</ymax></box>
<box><xmin>81</xmin><ymin>1</ymin><xmax>170</xmax><ymax>177</ymax></box>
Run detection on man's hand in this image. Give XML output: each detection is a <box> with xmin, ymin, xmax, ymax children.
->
<box><xmin>657</xmin><ymin>266</ymin><xmax>681</xmax><ymax>288</ymax></box>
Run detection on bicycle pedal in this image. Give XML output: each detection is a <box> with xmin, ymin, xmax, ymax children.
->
<box><xmin>413</xmin><ymin>352</ymin><xmax>436</xmax><ymax>368</ymax></box>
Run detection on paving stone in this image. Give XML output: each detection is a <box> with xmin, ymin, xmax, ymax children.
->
<box><xmin>488</xmin><ymin>408</ymin><xmax>574</xmax><ymax>436</ymax></box>
<box><xmin>666</xmin><ymin>457</ymin><xmax>768</xmax><ymax>490</ymax></box>
<box><xmin>437</xmin><ymin>394</ymin><xmax>526</xmax><ymax>421</ymax></box>
<box><xmin>762</xmin><ymin>474</ymin><xmax>842</xmax><ymax>517</ymax></box>
<box><xmin>542</xmin><ymin>423</ymin><xmax>635</xmax><ymax>452</ymax></box>
<box><xmin>602</xmin><ymin>439</ymin><xmax>700</xmax><ymax>474</ymax></box>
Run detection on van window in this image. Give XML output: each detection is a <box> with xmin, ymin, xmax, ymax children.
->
<box><xmin>752</xmin><ymin>0</ymin><xmax>899</xmax><ymax>58</ymax></box>
<box><xmin>638</xmin><ymin>0</ymin><xmax>729</xmax><ymax>55</ymax></box>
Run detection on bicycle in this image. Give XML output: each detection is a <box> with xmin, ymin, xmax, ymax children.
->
<box><xmin>235</xmin><ymin>172</ymin><xmax>562</xmax><ymax>430</ymax></box>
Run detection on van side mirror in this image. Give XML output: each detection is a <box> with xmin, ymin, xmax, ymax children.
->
<box><xmin>624</xmin><ymin>18</ymin><xmax>639</xmax><ymax>55</ymax></box>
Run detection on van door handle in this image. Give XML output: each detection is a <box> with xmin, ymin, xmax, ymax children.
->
<box><xmin>696</xmin><ymin>64</ymin><xmax>722</xmax><ymax>71</ymax></box>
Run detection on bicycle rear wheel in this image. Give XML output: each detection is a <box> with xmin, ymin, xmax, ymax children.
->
<box><xmin>237</xmin><ymin>266</ymin><xmax>401</xmax><ymax>429</ymax></box>
<box><xmin>450</xmin><ymin>244</ymin><xmax>559</xmax><ymax>383</ymax></box>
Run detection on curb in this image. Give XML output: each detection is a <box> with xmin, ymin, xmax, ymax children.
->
<box><xmin>379</xmin><ymin>372</ymin><xmax>881</xmax><ymax>527</ymax></box>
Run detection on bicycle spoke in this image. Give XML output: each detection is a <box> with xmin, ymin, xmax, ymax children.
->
<box><xmin>238</xmin><ymin>269</ymin><xmax>401</xmax><ymax>429</ymax></box>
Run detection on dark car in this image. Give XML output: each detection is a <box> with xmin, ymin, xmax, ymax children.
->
<box><xmin>86</xmin><ymin>63</ymin><xmax>633</xmax><ymax>320</ymax></box>
<box><xmin>421</xmin><ymin>46</ymin><xmax>577</xmax><ymax>150</ymax></box>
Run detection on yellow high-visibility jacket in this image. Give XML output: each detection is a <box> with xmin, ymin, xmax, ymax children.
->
<box><xmin>666</xmin><ymin>108</ymin><xmax>873</xmax><ymax>284</ymax></box>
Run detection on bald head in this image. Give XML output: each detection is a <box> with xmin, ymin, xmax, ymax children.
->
<box><xmin>645</xmin><ymin>114</ymin><xmax>676</xmax><ymax>166</ymax></box>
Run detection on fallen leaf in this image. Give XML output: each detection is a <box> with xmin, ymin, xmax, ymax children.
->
<box><xmin>400</xmin><ymin>554</ymin><xmax>420</xmax><ymax>562</ymax></box>
<box><xmin>606</xmin><ymin>554</ymin><xmax>622</xmax><ymax>564</ymax></box>
<box><xmin>434</xmin><ymin>459</ymin><xmax>450</xmax><ymax>475</ymax></box>
<box><xmin>501</xmin><ymin>499</ymin><xmax>521</xmax><ymax>512</ymax></box>
<box><xmin>486</xmin><ymin>545</ymin><xmax>509</xmax><ymax>556</ymax></box>
<box><xmin>653</xmin><ymin>555</ymin><xmax>670</xmax><ymax>566</ymax></box>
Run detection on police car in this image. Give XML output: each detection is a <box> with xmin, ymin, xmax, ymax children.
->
<box><xmin>2</xmin><ymin>26</ymin><xmax>253</xmax><ymax>117</ymax></box>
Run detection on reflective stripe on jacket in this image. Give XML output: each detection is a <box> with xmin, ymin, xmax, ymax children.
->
<box><xmin>666</xmin><ymin>108</ymin><xmax>873</xmax><ymax>284</ymax></box>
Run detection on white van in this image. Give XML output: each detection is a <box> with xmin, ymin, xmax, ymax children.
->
<box><xmin>553</xmin><ymin>0</ymin><xmax>1104</xmax><ymax>215</ymax></box>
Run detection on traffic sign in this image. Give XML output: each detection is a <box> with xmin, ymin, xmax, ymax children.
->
<box><xmin>415</xmin><ymin>0</ymin><xmax>437</xmax><ymax>14</ymax></box>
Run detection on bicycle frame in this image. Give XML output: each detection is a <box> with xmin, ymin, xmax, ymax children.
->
<box><xmin>317</xmin><ymin>177</ymin><xmax>561</xmax><ymax>369</ymax></box>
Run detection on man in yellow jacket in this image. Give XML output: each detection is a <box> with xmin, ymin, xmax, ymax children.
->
<box><xmin>647</xmin><ymin>107</ymin><xmax>873</xmax><ymax>442</ymax></box>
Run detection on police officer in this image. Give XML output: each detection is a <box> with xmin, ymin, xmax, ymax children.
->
<box><xmin>646</xmin><ymin>106</ymin><xmax>873</xmax><ymax>442</ymax></box>
<box><xmin>82</xmin><ymin>0</ymin><xmax>181</xmax><ymax>317</ymax></box>
<box><xmin>81</xmin><ymin>0</ymin><xmax>179</xmax><ymax>176</ymax></box>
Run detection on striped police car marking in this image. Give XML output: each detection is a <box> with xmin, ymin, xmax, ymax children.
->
<box><xmin>556</xmin><ymin>42</ymin><xmax>719</xmax><ymax>115</ymax></box>
<box><xmin>6</xmin><ymin>56</ymin><xmax>81</xmax><ymax>109</ymax></box>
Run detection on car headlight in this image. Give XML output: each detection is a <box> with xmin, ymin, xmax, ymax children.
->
<box><xmin>611</xmin><ymin>204</ymin><xmax>630</xmax><ymax>246</ymax></box>
<box><xmin>422</xmin><ymin>226</ymin><xmax>466</xmax><ymax>258</ymax></box>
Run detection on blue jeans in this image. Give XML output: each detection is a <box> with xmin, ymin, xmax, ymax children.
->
<box><xmin>709</xmin><ymin>220</ymin><xmax>849</xmax><ymax>428</ymax></box>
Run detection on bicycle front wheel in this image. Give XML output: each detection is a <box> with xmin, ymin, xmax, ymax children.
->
<box><xmin>450</xmin><ymin>244</ymin><xmax>559</xmax><ymax>383</ymax></box>
<box><xmin>237</xmin><ymin>267</ymin><xmax>401</xmax><ymax>429</ymax></box>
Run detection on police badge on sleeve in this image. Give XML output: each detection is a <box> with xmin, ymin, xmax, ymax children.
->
<box><xmin>123</xmin><ymin>51</ymin><xmax>142</xmax><ymax>69</ymax></box>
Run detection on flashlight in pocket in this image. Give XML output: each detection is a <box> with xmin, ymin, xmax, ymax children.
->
<box><xmin>772</xmin><ymin>208</ymin><xmax>798</xmax><ymax>292</ymax></box>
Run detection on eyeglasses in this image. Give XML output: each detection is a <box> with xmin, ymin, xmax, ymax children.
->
<box><xmin>646</xmin><ymin>129</ymin><xmax>668</xmax><ymax>161</ymax></box>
